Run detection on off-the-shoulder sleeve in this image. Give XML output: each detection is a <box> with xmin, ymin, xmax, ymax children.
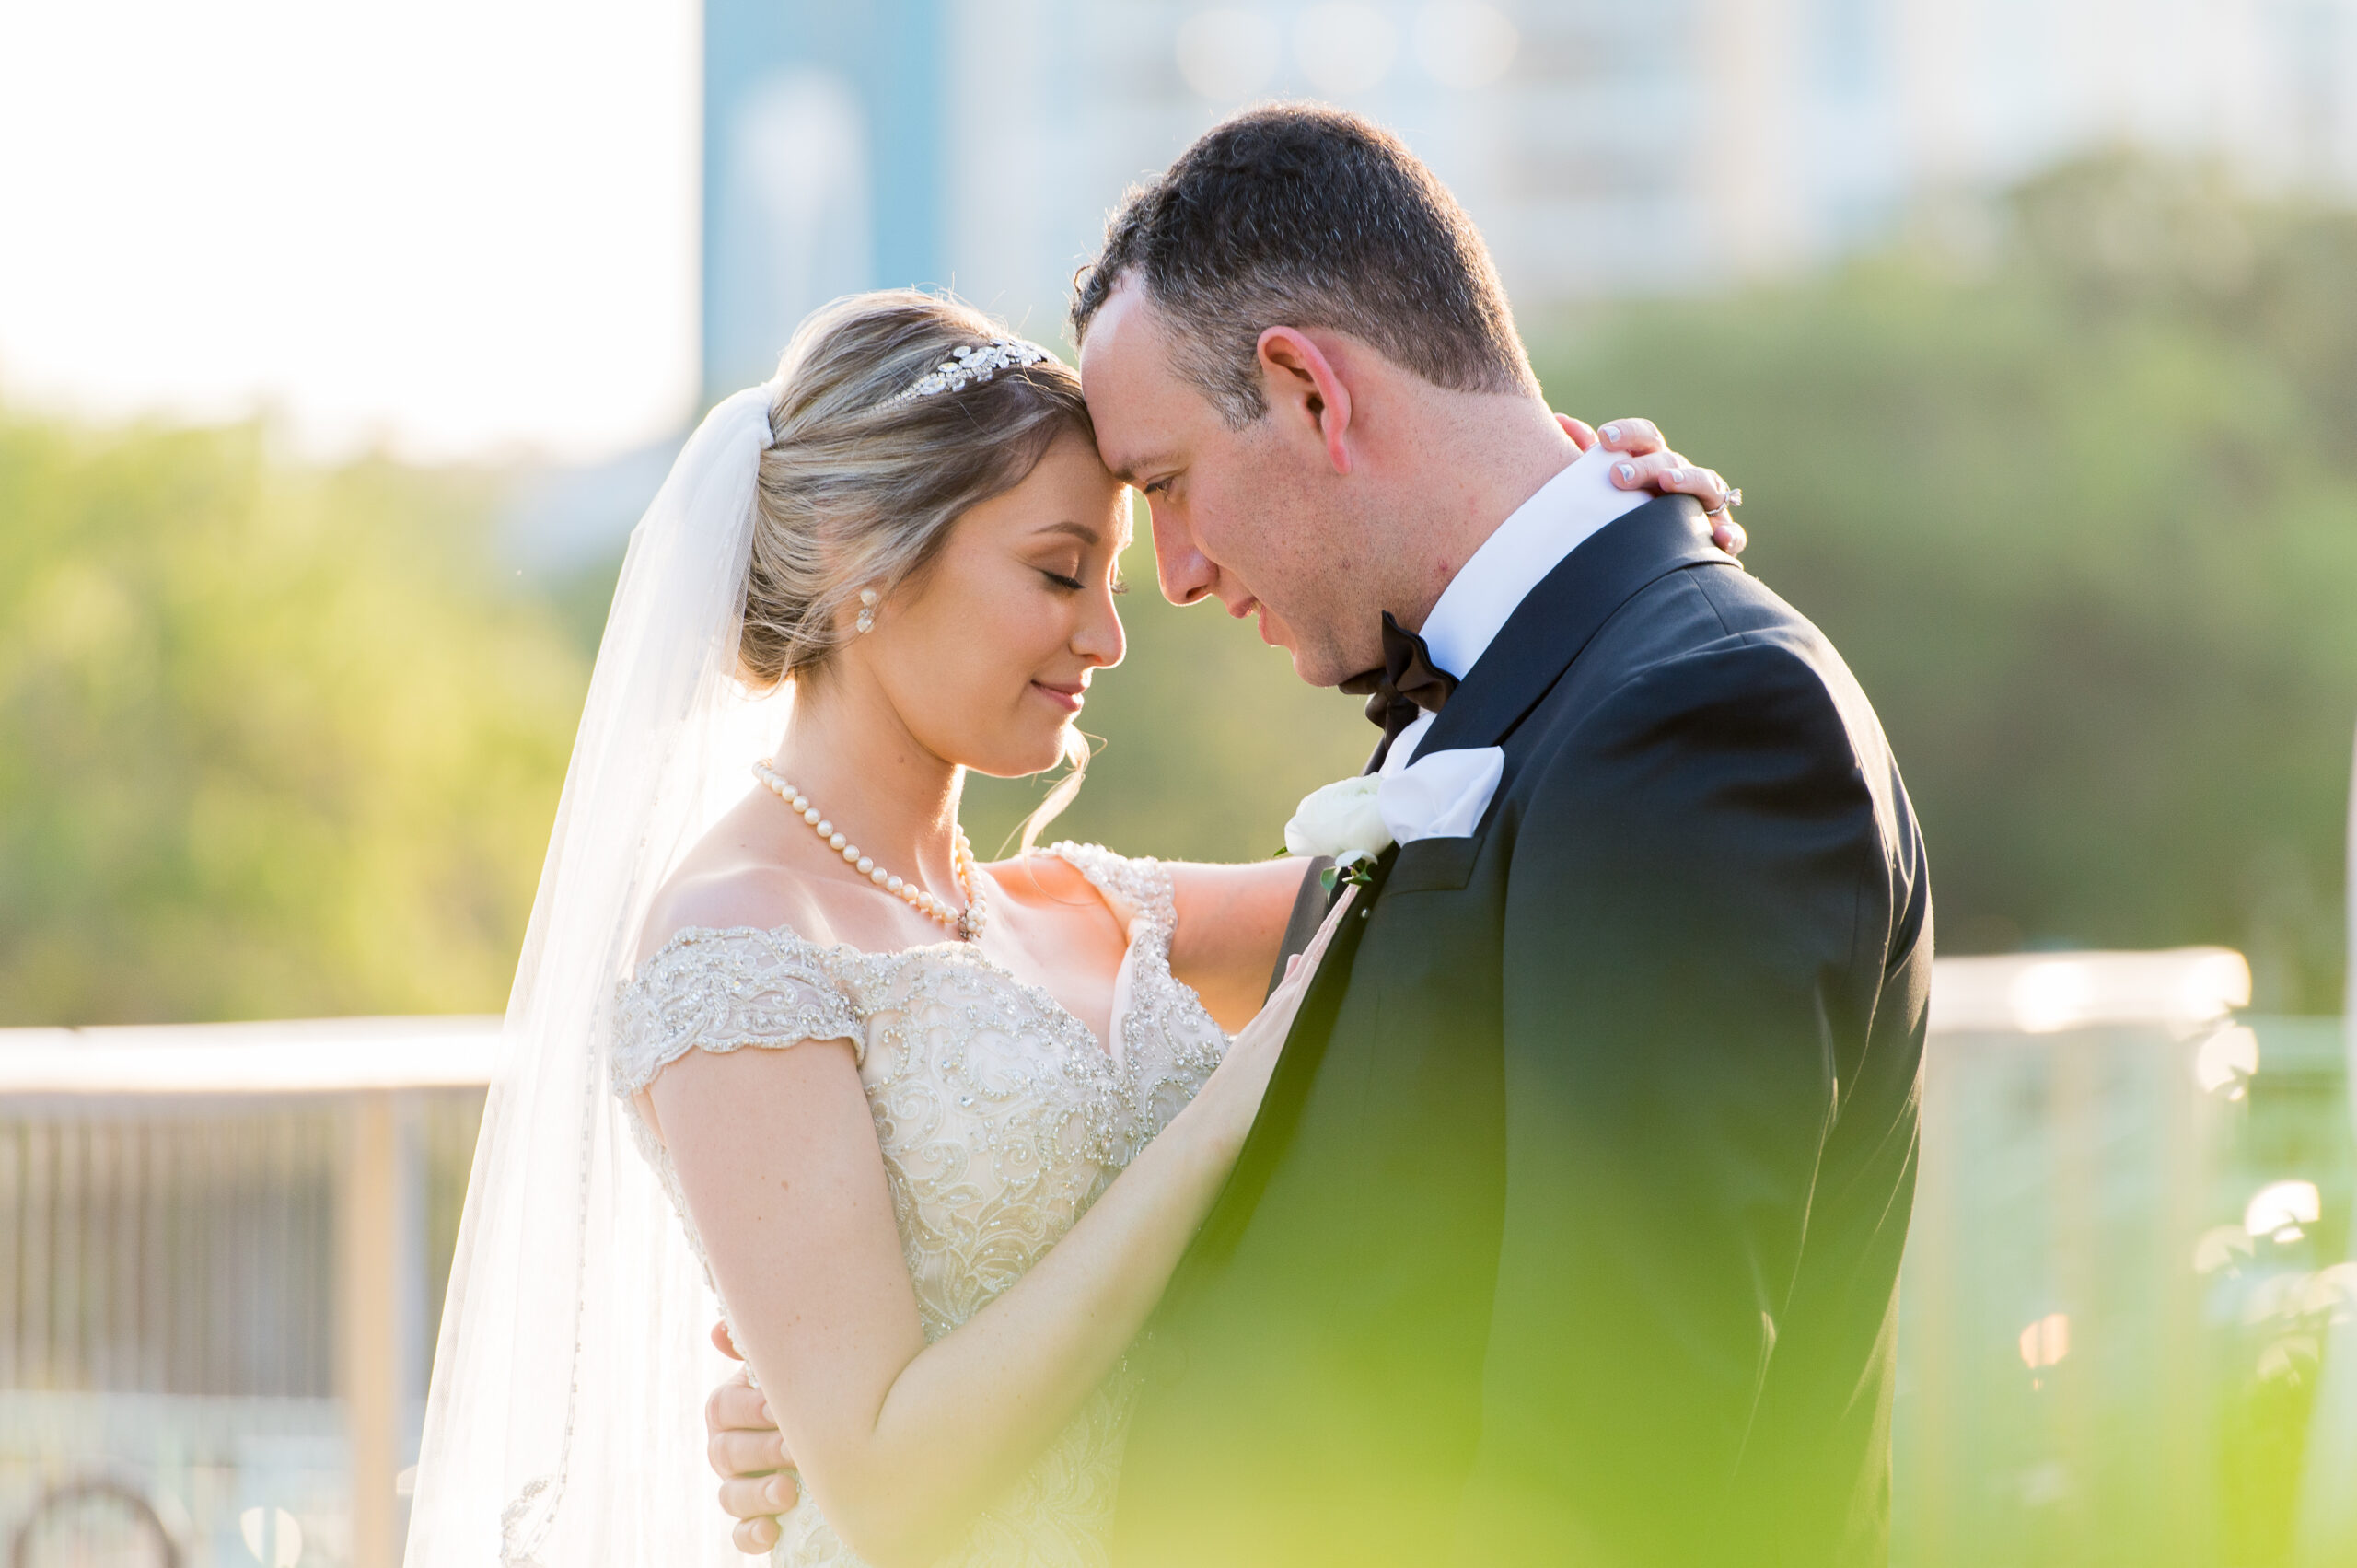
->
<box><xmin>610</xmin><ymin>926</ymin><xmax>865</xmax><ymax>1097</ymax></box>
<box><xmin>1045</xmin><ymin>842</ymin><xmax>1177</xmax><ymax>940</ymax></box>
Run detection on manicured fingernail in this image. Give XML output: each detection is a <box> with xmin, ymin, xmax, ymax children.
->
<box><xmin>759</xmin><ymin>1400</ymin><xmax>773</xmax><ymax>1422</ymax></box>
<box><xmin>1666</xmin><ymin>467</ymin><xmax>1685</xmax><ymax>483</ymax></box>
<box><xmin>1601</xmin><ymin>423</ymin><xmax>1621</xmax><ymax>442</ymax></box>
<box><xmin>1616</xmin><ymin>462</ymin><xmax>1636</xmax><ymax>482</ymax></box>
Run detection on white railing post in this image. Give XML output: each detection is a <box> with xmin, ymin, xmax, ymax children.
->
<box><xmin>342</xmin><ymin>1089</ymin><xmax>401</xmax><ymax>1568</ymax></box>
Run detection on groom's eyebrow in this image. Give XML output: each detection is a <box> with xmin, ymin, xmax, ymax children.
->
<box><xmin>1105</xmin><ymin>451</ymin><xmax>1174</xmax><ymax>485</ymax></box>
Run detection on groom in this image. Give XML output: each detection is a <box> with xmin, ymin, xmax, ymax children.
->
<box><xmin>717</xmin><ymin>106</ymin><xmax>1930</xmax><ymax>1566</ymax></box>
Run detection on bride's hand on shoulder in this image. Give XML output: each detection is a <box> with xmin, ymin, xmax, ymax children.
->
<box><xmin>1556</xmin><ymin>413</ymin><xmax>1747</xmax><ymax>558</ymax></box>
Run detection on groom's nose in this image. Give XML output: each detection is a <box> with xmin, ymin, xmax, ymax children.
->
<box><xmin>1150</xmin><ymin>505</ymin><xmax>1218</xmax><ymax>608</ymax></box>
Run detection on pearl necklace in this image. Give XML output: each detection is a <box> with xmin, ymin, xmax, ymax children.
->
<box><xmin>752</xmin><ymin>761</ymin><xmax>989</xmax><ymax>941</ymax></box>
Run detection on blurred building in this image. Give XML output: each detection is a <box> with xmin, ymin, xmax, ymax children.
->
<box><xmin>697</xmin><ymin>0</ymin><xmax>2357</xmax><ymax>392</ymax></box>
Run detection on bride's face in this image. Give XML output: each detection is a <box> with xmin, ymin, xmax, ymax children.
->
<box><xmin>857</xmin><ymin>428</ymin><xmax>1130</xmax><ymax>778</ymax></box>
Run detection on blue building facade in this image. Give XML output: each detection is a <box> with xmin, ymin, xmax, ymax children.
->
<box><xmin>702</xmin><ymin>0</ymin><xmax>949</xmax><ymax>398</ymax></box>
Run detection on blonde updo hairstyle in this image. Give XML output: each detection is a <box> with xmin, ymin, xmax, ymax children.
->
<box><xmin>743</xmin><ymin>291</ymin><xmax>1100</xmax><ymax>842</ymax></box>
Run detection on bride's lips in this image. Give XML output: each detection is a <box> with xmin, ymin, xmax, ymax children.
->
<box><xmin>1030</xmin><ymin>680</ymin><xmax>1086</xmax><ymax>714</ymax></box>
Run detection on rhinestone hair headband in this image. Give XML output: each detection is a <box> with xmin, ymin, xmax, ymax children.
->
<box><xmin>881</xmin><ymin>337</ymin><xmax>1057</xmax><ymax>407</ymax></box>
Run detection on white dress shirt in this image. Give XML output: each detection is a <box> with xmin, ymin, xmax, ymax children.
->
<box><xmin>1380</xmin><ymin>442</ymin><xmax>1650</xmax><ymax>775</ymax></box>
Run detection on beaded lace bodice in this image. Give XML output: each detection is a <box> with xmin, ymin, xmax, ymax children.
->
<box><xmin>611</xmin><ymin>843</ymin><xmax>1228</xmax><ymax>1568</ymax></box>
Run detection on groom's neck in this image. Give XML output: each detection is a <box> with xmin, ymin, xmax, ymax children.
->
<box><xmin>1375</xmin><ymin>388</ymin><xmax>1581</xmax><ymax>633</ymax></box>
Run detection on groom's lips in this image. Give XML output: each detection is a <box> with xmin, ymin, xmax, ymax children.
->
<box><xmin>1231</xmin><ymin>595</ymin><xmax>1282</xmax><ymax>646</ymax></box>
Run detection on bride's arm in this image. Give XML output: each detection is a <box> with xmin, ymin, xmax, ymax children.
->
<box><xmin>1165</xmin><ymin>857</ymin><xmax>1318</xmax><ymax>1031</ymax></box>
<box><xmin>649</xmin><ymin>896</ymin><xmax>1346</xmax><ymax>1568</ymax></box>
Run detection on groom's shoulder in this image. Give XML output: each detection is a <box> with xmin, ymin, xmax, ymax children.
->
<box><xmin>1616</xmin><ymin>555</ymin><xmax>1836</xmax><ymax>665</ymax></box>
<box><xmin>1548</xmin><ymin>562</ymin><xmax>1897</xmax><ymax>777</ymax></box>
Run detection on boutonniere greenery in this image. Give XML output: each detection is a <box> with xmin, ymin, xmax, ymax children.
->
<box><xmin>1278</xmin><ymin>774</ymin><xmax>1392</xmax><ymax>891</ymax></box>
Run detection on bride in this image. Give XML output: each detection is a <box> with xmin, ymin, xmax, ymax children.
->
<box><xmin>401</xmin><ymin>289</ymin><xmax>1736</xmax><ymax>1568</ymax></box>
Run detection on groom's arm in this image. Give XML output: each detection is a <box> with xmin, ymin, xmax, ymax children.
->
<box><xmin>1454</xmin><ymin>633</ymin><xmax>1894</xmax><ymax>1566</ymax></box>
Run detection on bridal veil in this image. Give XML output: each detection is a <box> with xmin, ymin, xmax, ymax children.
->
<box><xmin>403</xmin><ymin>384</ymin><xmax>785</xmax><ymax>1567</ymax></box>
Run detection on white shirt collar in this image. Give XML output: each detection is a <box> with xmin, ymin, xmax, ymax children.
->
<box><xmin>1416</xmin><ymin>440</ymin><xmax>1651</xmax><ymax>681</ymax></box>
<box><xmin>1381</xmin><ymin>442</ymin><xmax>1649</xmax><ymax>776</ymax></box>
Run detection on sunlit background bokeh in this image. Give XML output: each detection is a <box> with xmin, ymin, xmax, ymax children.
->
<box><xmin>5</xmin><ymin>1</ymin><xmax>2357</xmax><ymax>1565</ymax></box>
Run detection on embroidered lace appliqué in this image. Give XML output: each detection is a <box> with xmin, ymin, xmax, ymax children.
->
<box><xmin>610</xmin><ymin>844</ymin><xmax>1226</xmax><ymax>1568</ymax></box>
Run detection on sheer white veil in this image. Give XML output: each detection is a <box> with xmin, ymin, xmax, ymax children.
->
<box><xmin>404</xmin><ymin>384</ymin><xmax>787</xmax><ymax>1567</ymax></box>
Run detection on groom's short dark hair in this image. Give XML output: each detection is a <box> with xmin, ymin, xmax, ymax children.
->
<box><xmin>1072</xmin><ymin>105</ymin><xmax>1538</xmax><ymax>426</ymax></box>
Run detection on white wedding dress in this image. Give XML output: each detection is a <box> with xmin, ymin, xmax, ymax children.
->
<box><xmin>610</xmin><ymin>842</ymin><xmax>1230</xmax><ymax>1568</ymax></box>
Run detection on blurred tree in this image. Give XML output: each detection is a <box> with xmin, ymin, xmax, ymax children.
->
<box><xmin>1534</xmin><ymin>154</ymin><xmax>2357</xmax><ymax>1012</ymax></box>
<box><xmin>0</xmin><ymin>416</ymin><xmax>585</xmax><ymax>1024</ymax></box>
<box><xmin>6</xmin><ymin>154</ymin><xmax>2349</xmax><ymax>1024</ymax></box>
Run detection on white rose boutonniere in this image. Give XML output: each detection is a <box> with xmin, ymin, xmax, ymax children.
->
<box><xmin>1282</xmin><ymin>773</ymin><xmax>1394</xmax><ymax>890</ymax></box>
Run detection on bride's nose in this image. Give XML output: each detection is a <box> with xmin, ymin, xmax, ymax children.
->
<box><xmin>1073</xmin><ymin>586</ymin><xmax>1126</xmax><ymax>669</ymax></box>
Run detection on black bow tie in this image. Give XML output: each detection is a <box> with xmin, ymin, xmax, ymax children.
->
<box><xmin>1339</xmin><ymin>611</ymin><xmax>1459</xmax><ymax>752</ymax></box>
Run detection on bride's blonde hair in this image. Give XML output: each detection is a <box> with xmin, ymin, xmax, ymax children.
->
<box><xmin>743</xmin><ymin>290</ymin><xmax>1098</xmax><ymax>843</ymax></box>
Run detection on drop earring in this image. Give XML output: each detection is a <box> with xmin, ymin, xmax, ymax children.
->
<box><xmin>855</xmin><ymin>587</ymin><xmax>879</xmax><ymax>634</ymax></box>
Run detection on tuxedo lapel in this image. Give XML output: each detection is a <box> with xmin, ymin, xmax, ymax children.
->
<box><xmin>1167</xmin><ymin>498</ymin><xmax>1722</xmax><ymax>1302</ymax></box>
<box><xmin>1412</xmin><ymin>494</ymin><xmax>1726</xmax><ymax>762</ymax></box>
<box><xmin>1167</xmin><ymin>846</ymin><xmax>1396</xmax><ymax>1292</ymax></box>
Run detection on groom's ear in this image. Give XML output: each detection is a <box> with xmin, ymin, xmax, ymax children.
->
<box><xmin>1255</xmin><ymin>327</ymin><xmax>1353</xmax><ymax>477</ymax></box>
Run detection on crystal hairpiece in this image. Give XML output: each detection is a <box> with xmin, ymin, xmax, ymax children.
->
<box><xmin>882</xmin><ymin>337</ymin><xmax>1056</xmax><ymax>406</ymax></box>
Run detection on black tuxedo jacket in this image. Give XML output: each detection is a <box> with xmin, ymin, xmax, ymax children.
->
<box><xmin>1110</xmin><ymin>497</ymin><xmax>1932</xmax><ymax>1567</ymax></box>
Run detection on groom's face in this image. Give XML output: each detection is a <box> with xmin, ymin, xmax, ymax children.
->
<box><xmin>1079</xmin><ymin>277</ymin><xmax>1375</xmax><ymax>688</ymax></box>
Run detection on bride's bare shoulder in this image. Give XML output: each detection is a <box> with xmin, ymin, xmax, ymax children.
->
<box><xmin>635</xmin><ymin>796</ymin><xmax>830</xmax><ymax>969</ymax></box>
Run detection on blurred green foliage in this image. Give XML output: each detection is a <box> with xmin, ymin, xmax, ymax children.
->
<box><xmin>1534</xmin><ymin>156</ymin><xmax>2357</xmax><ymax>1012</ymax></box>
<box><xmin>3</xmin><ymin>155</ymin><xmax>2351</xmax><ymax>1023</ymax></box>
<box><xmin>0</xmin><ymin>417</ymin><xmax>584</xmax><ymax>1023</ymax></box>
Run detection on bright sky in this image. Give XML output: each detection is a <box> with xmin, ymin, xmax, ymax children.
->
<box><xmin>0</xmin><ymin>0</ymin><xmax>699</xmax><ymax>463</ymax></box>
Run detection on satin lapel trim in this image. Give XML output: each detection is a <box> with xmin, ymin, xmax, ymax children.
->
<box><xmin>1411</xmin><ymin>494</ymin><xmax>1728</xmax><ymax>763</ymax></box>
<box><xmin>1168</xmin><ymin>845</ymin><xmax>1397</xmax><ymax>1291</ymax></box>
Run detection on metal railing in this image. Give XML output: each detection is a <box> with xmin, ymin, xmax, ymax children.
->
<box><xmin>0</xmin><ymin>1018</ymin><xmax>497</xmax><ymax>1568</ymax></box>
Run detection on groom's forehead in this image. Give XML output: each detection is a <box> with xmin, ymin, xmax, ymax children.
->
<box><xmin>1081</xmin><ymin>294</ymin><xmax>1222</xmax><ymax>479</ymax></box>
<box><xmin>1077</xmin><ymin>276</ymin><xmax>1183</xmax><ymax>392</ymax></box>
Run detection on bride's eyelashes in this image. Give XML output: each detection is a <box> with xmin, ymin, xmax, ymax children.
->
<box><xmin>1043</xmin><ymin>568</ymin><xmax>1130</xmax><ymax>596</ymax></box>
